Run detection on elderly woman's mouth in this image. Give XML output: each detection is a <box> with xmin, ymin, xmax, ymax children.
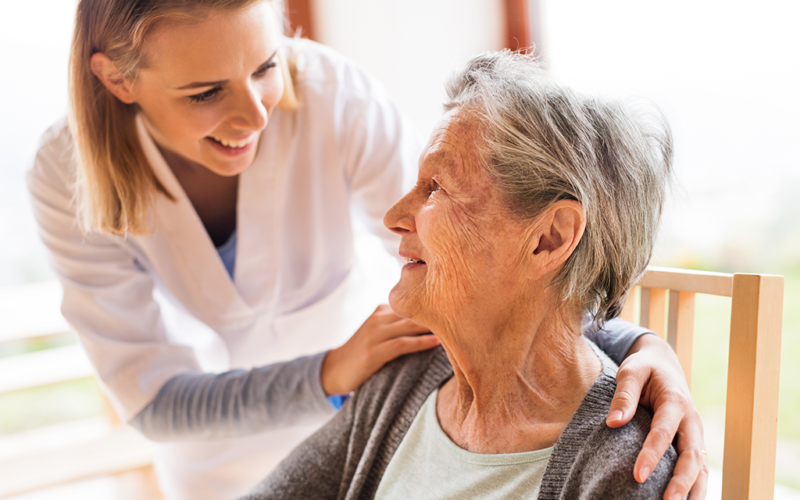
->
<box><xmin>400</xmin><ymin>250</ymin><xmax>426</xmax><ymax>265</ymax></box>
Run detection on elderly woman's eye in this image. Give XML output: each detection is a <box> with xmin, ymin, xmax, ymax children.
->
<box><xmin>430</xmin><ymin>180</ymin><xmax>442</xmax><ymax>193</ymax></box>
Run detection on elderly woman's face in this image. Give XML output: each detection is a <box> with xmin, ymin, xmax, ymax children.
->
<box><xmin>384</xmin><ymin>111</ymin><xmax>532</xmax><ymax>326</ymax></box>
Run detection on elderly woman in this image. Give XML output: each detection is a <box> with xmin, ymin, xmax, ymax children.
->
<box><xmin>241</xmin><ymin>51</ymin><xmax>678</xmax><ymax>499</ymax></box>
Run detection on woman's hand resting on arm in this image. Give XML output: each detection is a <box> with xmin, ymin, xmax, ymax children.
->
<box><xmin>608</xmin><ymin>333</ymin><xmax>709</xmax><ymax>500</ymax></box>
<box><xmin>321</xmin><ymin>305</ymin><xmax>440</xmax><ymax>396</ymax></box>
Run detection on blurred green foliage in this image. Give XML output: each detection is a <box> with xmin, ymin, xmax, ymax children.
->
<box><xmin>0</xmin><ymin>377</ymin><xmax>103</xmax><ymax>435</ymax></box>
<box><xmin>0</xmin><ymin>333</ymin><xmax>104</xmax><ymax>435</ymax></box>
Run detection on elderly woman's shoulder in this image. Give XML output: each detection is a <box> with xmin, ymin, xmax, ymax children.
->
<box><xmin>569</xmin><ymin>406</ymin><xmax>677</xmax><ymax>498</ymax></box>
<box><xmin>541</xmin><ymin>354</ymin><xmax>678</xmax><ymax>499</ymax></box>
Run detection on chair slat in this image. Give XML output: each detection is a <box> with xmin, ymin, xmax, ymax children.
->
<box><xmin>671</xmin><ymin>291</ymin><xmax>695</xmax><ymax>388</ymax></box>
<box><xmin>640</xmin><ymin>287</ymin><xmax>667</xmax><ymax>339</ymax></box>
<box><xmin>619</xmin><ymin>288</ymin><xmax>637</xmax><ymax>323</ymax></box>
<box><xmin>722</xmin><ymin>274</ymin><xmax>783</xmax><ymax>500</ymax></box>
<box><xmin>640</xmin><ymin>266</ymin><xmax>733</xmax><ymax>297</ymax></box>
<box><xmin>639</xmin><ymin>288</ymin><xmax>650</xmax><ymax>329</ymax></box>
<box><xmin>667</xmin><ymin>290</ymin><xmax>679</xmax><ymax>352</ymax></box>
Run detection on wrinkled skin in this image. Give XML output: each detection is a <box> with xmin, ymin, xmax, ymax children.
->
<box><xmin>387</xmin><ymin>112</ymin><xmax>536</xmax><ymax>334</ymax></box>
<box><xmin>385</xmin><ymin>110</ymin><xmax>601</xmax><ymax>454</ymax></box>
<box><xmin>384</xmin><ymin>109</ymin><xmax>708</xmax><ymax>500</ymax></box>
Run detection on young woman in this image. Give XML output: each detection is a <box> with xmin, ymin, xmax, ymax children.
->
<box><xmin>27</xmin><ymin>1</ymin><xmax>707</xmax><ymax>499</ymax></box>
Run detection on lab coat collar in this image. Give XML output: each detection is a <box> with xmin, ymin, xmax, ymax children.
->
<box><xmin>135</xmin><ymin>115</ymin><xmax>284</xmax><ymax>326</ymax></box>
<box><xmin>234</xmin><ymin>109</ymin><xmax>293</xmax><ymax>314</ymax></box>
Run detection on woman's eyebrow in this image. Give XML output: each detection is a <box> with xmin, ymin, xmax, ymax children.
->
<box><xmin>175</xmin><ymin>48</ymin><xmax>280</xmax><ymax>90</ymax></box>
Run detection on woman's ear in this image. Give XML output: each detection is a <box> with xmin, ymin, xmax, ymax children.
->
<box><xmin>90</xmin><ymin>53</ymin><xmax>136</xmax><ymax>104</ymax></box>
<box><xmin>527</xmin><ymin>200</ymin><xmax>586</xmax><ymax>280</ymax></box>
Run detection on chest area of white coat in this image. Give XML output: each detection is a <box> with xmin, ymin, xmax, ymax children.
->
<box><xmin>132</xmin><ymin>110</ymin><xmax>357</xmax><ymax>331</ymax></box>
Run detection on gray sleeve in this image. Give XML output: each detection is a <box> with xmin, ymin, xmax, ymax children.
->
<box><xmin>130</xmin><ymin>351</ymin><xmax>336</xmax><ymax>442</ymax></box>
<box><xmin>582</xmin><ymin>314</ymin><xmax>655</xmax><ymax>366</ymax></box>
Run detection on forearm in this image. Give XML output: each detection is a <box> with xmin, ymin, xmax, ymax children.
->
<box><xmin>582</xmin><ymin>314</ymin><xmax>655</xmax><ymax>366</ymax></box>
<box><xmin>130</xmin><ymin>352</ymin><xmax>336</xmax><ymax>442</ymax></box>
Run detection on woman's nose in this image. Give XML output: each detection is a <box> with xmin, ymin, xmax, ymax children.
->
<box><xmin>230</xmin><ymin>84</ymin><xmax>268</xmax><ymax>131</ymax></box>
<box><xmin>384</xmin><ymin>191</ymin><xmax>417</xmax><ymax>235</ymax></box>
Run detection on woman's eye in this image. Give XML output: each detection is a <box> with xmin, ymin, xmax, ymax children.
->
<box><xmin>253</xmin><ymin>61</ymin><xmax>278</xmax><ymax>78</ymax></box>
<box><xmin>188</xmin><ymin>87</ymin><xmax>221</xmax><ymax>104</ymax></box>
<box><xmin>431</xmin><ymin>180</ymin><xmax>442</xmax><ymax>192</ymax></box>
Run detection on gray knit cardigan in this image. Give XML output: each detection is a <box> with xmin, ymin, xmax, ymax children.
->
<box><xmin>240</xmin><ymin>343</ymin><xmax>676</xmax><ymax>499</ymax></box>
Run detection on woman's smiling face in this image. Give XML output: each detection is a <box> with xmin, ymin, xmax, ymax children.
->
<box><xmin>384</xmin><ymin>110</ymin><xmax>533</xmax><ymax>329</ymax></box>
<box><xmin>127</xmin><ymin>3</ymin><xmax>284</xmax><ymax>176</ymax></box>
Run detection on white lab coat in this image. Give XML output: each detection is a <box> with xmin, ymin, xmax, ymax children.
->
<box><xmin>27</xmin><ymin>39</ymin><xmax>422</xmax><ymax>500</ymax></box>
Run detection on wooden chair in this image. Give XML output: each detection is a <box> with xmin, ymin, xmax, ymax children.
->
<box><xmin>619</xmin><ymin>266</ymin><xmax>784</xmax><ymax>500</ymax></box>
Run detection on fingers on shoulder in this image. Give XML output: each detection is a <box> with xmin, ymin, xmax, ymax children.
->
<box><xmin>655</xmin><ymin>383</ymin><xmax>695</xmax><ymax>412</ymax></box>
<box><xmin>376</xmin><ymin>334</ymin><xmax>439</xmax><ymax>358</ymax></box>
<box><xmin>369</xmin><ymin>304</ymin><xmax>400</xmax><ymax>323</ymax></box>
<box><xmin>685</xmin><ymin>457</ymin><xmax>709</xmax><ymax>500</ymax></box>
<box><xmin>638</xmin><ymin>408</ymin><xmax>683</xmax><ymax>465</ymax></box>
<box><xmin>663</xmin><ymin>446</ymin><xmax>708</xmax><ymax>500</ymax></box>
<box><xmin>608</xmin><ymin>370</ymin><xmax>648</xmax><ymax>426</ymax></box>
<box><xmin>616</xmin><ymin>359</ymin><xmax>653</xmax><ymax>388</ymax></box>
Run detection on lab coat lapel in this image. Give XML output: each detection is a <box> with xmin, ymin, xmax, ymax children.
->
<box><xmin>235</xmin><ymin>109</ymin><xmax>293</xmax><ymax>311</ymax></box>
<box><xmin>135</xmin><ymin>116</ymin><xmax>253</xmax><ymax>326</ymax></box>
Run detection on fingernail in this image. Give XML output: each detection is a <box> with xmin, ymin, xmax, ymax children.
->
<box><xmin>639</xmin><ymin>467</ymin><xmax>650</xmax><ymax>482</ymax></box>
<box><xmin>608</xmin><ymin>410</ymin><xmax>623</xmax><ymax>423</ymax></box>
<box><xmin>669</xmin><ymin>494</ymin><xmax>681</xmax><ymax>500</ymax></box>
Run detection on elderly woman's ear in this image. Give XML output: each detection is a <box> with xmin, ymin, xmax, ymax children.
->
<box><xmin>526</xmin><ymin>199</ymin><xmax>586</xmax><ymax>281</ymax></box>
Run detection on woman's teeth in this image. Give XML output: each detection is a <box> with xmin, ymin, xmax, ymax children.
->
<box><xmin>406</xmin><ymin>258</ymin><xmax>425</xmax><ymax>264</ymax></box>
<box><xmin>210</xmin><ymin>135</ymin><xmax>257</xmax><ymax>148</ymax></box>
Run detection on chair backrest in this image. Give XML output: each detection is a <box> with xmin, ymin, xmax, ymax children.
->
<box><xmin>619</xmin><ymin>266</ymin><xmax>784</xmax><ymax>500</ymax></box>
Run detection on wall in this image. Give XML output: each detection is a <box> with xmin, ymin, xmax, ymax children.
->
<box><xmin>311</xmin><ymin>0</ymin><xmax>505</xmax><ymax>137</ymax></box>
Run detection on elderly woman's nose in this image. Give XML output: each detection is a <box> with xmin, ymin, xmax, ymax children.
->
<box><xmin>384</xmin><ymin>192</ymin><xmax>416</xmax><ymax>234</ymax></box>
<box><xmin>230</xmin><ymin>84</ymin><xmax>268</xmax><ymax>131</ymax></box>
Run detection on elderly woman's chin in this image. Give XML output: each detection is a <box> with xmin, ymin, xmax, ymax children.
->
<box><xmin>388</xmin><ymin>273</ymin><xmax>423</xmax><ymax>324</ymax></box>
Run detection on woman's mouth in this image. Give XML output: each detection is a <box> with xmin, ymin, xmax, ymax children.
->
<box><xmin>205</xmin><ymin>134</ymin><xmax>258</xmax><ymax>157</ymax></box>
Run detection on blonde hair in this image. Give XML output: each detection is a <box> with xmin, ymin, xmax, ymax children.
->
<box><xmin>69</xmin><ymin>0</ymin><xmax>297</xmax><ymax>235</ymax></box>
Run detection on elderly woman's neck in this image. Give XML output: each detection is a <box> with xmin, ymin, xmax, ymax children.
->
<box><xmin>435</xmin><ymin>306</ymin><xmax>602</xmax><ymax>454</ymax></box>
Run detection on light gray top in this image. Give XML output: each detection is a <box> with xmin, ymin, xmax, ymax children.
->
<box><xmin>239</xmin><ymin>340</ymin><xmax>676</xmax><ymax>500</ymax></box>
<box><xmin>374</xmin><ymin>388</ymin><xmax>553</xmax><ymax>499</ymax></box>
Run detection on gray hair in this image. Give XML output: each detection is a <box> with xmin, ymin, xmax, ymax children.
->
<box><xmin>444</xmin><ymin>50</ymin><xmax>672</xmax><ymax>324</ymax></box>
